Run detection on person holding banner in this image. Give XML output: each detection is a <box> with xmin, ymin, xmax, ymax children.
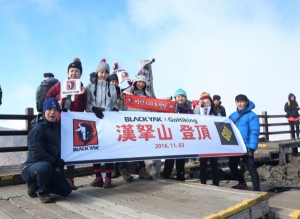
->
<box><xmin>162</xmin><ymin>88</ymin><xmax>192</xmax><ymax>181</ymax></box>
<box><xmin>21</xmin><ymin>98</ymin><xmax>72</xmax><ymax>203</ymax></box>
<box><xmin>229</xmin><ymin>94</ymin><xmax>260</xmax><ymax>191</ymax></box>
<box><xmin>46</xmin><ymin>57</ymin><xmax>87</xmax><ymax>190</ymax></box>
<box><xmin>109</xmin><ymin>71</ymin><xmax>127</xmax><ymax>179</ymax></box>
<box><xmin>120</xmin><ymin>71</ymin><xmax>154</xmax><ymax>181</ymax></box>
<box><xmin>193</xmin><ymin>92</ymin><xmax>220</xmax><ymax>186</ymax></box>
<box><xmin>85</xmin><ymin>58</ymin><xmax>119</xmax><ymax>188</ymax></box>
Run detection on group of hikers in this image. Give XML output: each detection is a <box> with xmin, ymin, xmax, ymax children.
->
<box><xmin>21</xmin><ymin>57</ymin><xmax>261</xmax><ymax>203</ymax></box>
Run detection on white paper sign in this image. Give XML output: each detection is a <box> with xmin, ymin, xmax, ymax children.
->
<box><xmin>61</xmin><ymin>111</ymin><xmax>247</xmax><ymax>165</ymax></box>
<box><xmin>61</xmin><ymin>79</ymin><xmax>81</xmax><ymax>95</ymax></box>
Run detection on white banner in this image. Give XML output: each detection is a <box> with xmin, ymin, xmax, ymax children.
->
<box><xmin>61</xmin><ymin>79</ymin><xmax>81</xmax><ymax>95</ymax></box>
<box><xmin>61</xmin><ymin>111</ymin><xmax>247</xmax><ymax>165</ymax></box>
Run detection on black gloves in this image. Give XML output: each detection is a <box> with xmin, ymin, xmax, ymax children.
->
<box><xmin>246</xmin><ymin>148</ymin><xmax>254</xmax><ymax>157</ymax></box>
<box><xmin>112</xmin><ymin>107</ymin><xmax>119</xmax><ymax>112</ymax></box>
<box><xmin>61</xmin><ymin>108</ymin><xmax>68</xmax><ymax>112</ymax></box>
<box><xmin>54</xmin><ymin>158</ymin><xmax>64</xmax><ymax>168</ymax></box>
<box><xmin>92</xmin><ymin>107</ymin><xmax>104</xmax><ymax>119</ymax></box>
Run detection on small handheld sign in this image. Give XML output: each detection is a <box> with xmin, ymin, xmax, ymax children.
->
<box><xmin>61</xmin><ymin>79</ymin><xmax>81</xmax><ymax>95</ymax></box>
<box><xmin>124</xmin><ymin>94</ymin><xmax>176</xmax><ymax>113</ymax></box>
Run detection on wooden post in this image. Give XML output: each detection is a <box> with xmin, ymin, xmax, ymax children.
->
<box><xmin>261</xmin><ymin>111</ymin><xmax>269</xmax><ymax>141</ymax></box>
<box><xmin>25</xmin><ymin>108</ymin><xmax>34</xmax><ymax>133</ymax></box>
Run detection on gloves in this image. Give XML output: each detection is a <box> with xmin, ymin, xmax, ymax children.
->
<box><xmin>112</xmin><ymin>107</ymin><xmax>119</xmax><ymax>112</ymax></box>
<box><xmin>92</xmin><ymin>107</ymin><xmax>104</xmax><ymax>119</ymax></box>
<box><xmin>246</xmin><ymin>148</ymin><xmax>254</xmax><ymax>157</ymax></box>
<box><xmin>61</xmin><ymin>108</ymin><xmax>68</xmax><ymax>112</ymax></box>
<box><xmin>54</xmin><ymin>158</ymin><xmax>64</xmax><ymax>168</ymax></box>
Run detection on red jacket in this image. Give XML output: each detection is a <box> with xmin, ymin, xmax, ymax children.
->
<box><xmin>45</xmin><ymin>82</ymin><xmax>87</xmax><ymax>112</ymax></box>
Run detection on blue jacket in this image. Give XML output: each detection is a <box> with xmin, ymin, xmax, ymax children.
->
<box><xmin>22</xmin><ymin>118</ymin><xmax>61</xmax><ymax>168</ymax></box>
<box><xmin>229</xmin><ymin>101</ymin><xmax>260</xmax><ymax>151</ymax></box>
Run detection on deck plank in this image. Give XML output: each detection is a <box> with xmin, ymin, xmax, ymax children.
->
<box><xmin>0</xmin><ymin>209</ymin><xmax>13</xmax><ymax>219</ymax></box>
<box><xmin>0</xmin><ymin>186</ymin><xmax>22</xmax><ymax>199</ymax></box>
<box><xmin>55</xmin><ymin>198</ymin><xmax>113</xmax><ymax>219</ymax></box>
<box><xmin>9</xmin><ymin>196</ymin><xmax>60</xmax><ymax>219</ymax></box>
<box><xmin>0</xmin><ymin>199</ymin><xmax>36</xmax><ymax>219</ymax></box>
<box><xmin>6</xmin><ymin>184</ymin><xmax>91</xmax><ymax>219</ymax></box>
<box><xmin>68</xmin><ymin>190</ymin><xmax>164</xmax><ymax>219</ymax></box>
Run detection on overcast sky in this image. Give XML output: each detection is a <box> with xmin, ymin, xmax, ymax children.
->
<box><xmin>0</xmin><ymin>0</ymin><xmax>300</xmax><ymax>140</ymax></box>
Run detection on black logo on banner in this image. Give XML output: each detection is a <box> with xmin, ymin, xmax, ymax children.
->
<box><xmin>214</xmin><ymin>122</ymin><xmax>238</xmax><ymax>145</ymax></box>
<box><xmin>73</xmin><ymin>120</ymin><xmax>98</xmax><ymax>146</ymax></box>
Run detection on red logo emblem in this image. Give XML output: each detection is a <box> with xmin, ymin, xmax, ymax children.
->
<box><xmin>67</xmin><ymin>80</ymin><xmax>76</xmax><ymax>90</ymax></box>
<box><xmin>73</xmin><ymin>120</ymin><xmax>98</xmax><ymax>146</ymax></box>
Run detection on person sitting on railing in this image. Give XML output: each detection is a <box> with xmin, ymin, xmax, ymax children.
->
<box><xmin>229</xmin><ymin>94</ymin><xmax>260</xmax><ymax>191</ymax></box>
<box><xmin>21</xmin><ymin>98</ymin><xmax>72</xmax><ymax>203</ymax></box>
<box><xmin>284</xmin><ymin>93</ymin><xmax>300</xmax><ymax>140</ymax></box>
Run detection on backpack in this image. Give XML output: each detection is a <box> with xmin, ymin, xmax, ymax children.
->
<box><xmin>36</xmin><ymin>78</ymin><xmax>59</xmax><ymax>112</ymax></box>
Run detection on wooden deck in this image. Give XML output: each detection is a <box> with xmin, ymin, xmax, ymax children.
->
<box><xmin>0</xmin><ymin>175</ymin><xmax>271</xmax><ymax>219</ymax></box>
<box><xmin>1</xmin><ymin>139</ymin><xmax>300</xmax><ymax>218</ymax></box>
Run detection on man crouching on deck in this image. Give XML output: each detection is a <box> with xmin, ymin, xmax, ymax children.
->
<box><xmin>21</xmin><ymin>98</ymin><xmax>72</xmax><ymax>203</ymax></box>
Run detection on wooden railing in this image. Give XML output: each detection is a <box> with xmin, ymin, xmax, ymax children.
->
<box><xmin>258</xmin><ymin>111</ymin><xmax>291</xmax><ymax>141</ymax></box>
<box><xmin>0</xmin><ymin>109</ymin><xmax>293</xmax><ymax>153</ymax></box>
<box><xmin>0</xmin><ymin>108</ymin><xmax>35</xmax><ymax>152</ymax></box>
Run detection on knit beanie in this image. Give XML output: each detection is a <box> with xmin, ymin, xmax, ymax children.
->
<box><xmin>43</xmin><ymin>73</ymin><xmax>54</xmax><ymax>78</ymax></box>
<box><xmin>174</xmin><ymin>88</ymin><xmax>187</xmax><ymax>98</ymax></box>
<box><xmin>200</xmin><ymin>92</ymin><xmax>212</xmax><ymax>101</ymax></box>
<box><xmin>96</xmin><ymin>58</ymin><xmax>110</xmax><ymax>74</ymax></box>
<box><xmin>43</xmin><ymin>98</ymin><xmax>61</xmax><ymax>114</ymax></box>
<box><xmin>109</xmin><ymin>73</ymin><xmax>119</xmax><ymax>83</ymax></box>
<box><xmin>133</xmin><ymin>70</ymin><xmax>147</xmax><ymax>84</ymax></box>
<box><xmin>213</xmin><ymin>95</ymin><xmax>221</xmax><ymax>101</ymax></box>
<box><xmin>68</xmin><ymin>57</ymin><xmax>82</xmax><ymax>73</ymax></box>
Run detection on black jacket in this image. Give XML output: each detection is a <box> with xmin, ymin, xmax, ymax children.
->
<box><xmin>284</xmin><ymin>93</ymin><xmax>299</xmax><ymax>118</ymax></box>
<box><xmin>23</xmin><ymin>118</ymin><xmax>61</xmax><ymax>169</ymax></box>
<box><xmin>215</xmin><ymin>103</ymin><xmax>226</xmax><ymax>117</ymax></box>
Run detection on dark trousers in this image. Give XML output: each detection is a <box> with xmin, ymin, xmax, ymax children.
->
<box><xmin>163</xmin><ymin>159</ymin><xmax>185</xmax><ymax>180</ymax></box>
<box><xmin>93</xmin><ymin>163</ymin><xmax>113</xmax><ymax>170</ymax></box>
<box><xmin>21</xmin><ymin>162</ymin><xmax>72</xmax><ymax>196</ymax></box>
<box><xmin>289</xmin><ymin>120</ymin><xmax>299</xmax><ymax>139</ymax></box>
<box><xmin>229</xmin><ymin>155</ymin><xmax>260</xmax><ymax>191</ymax></box>
<box><xmin>67</xmin><ymin>165</ymin><xmax>74</xmax><ymax>179</ymax></box>
<box><xmin>119</xmin><ymin>161</ymin><xmax>145</xmax><ymax>171</ymax></box>
<box><xmin>199</xmin><ymin>157</ymin><xmax>219</xmax><ymax>186</ymax></box>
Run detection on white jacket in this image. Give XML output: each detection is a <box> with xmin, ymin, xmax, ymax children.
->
<box><xmin>86</xmin><ymin>79</ymin><xmax>118</xmax><ymax>112</ymax></box>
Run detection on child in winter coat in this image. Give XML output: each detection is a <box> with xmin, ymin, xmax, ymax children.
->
<box><xmin>85</xmin><ymin>58</ymin><xmax>119</xmax><ymax>188</ymax></box>
<box><xmin>193</xmin><ymin>92</ymin><xmax>220</xmax><ymax>186</ymax></box>
<box><xmin>162</xmin><ymin>88</ymin><xmax>192</xmax><ymax>181</ymax></box>
<box><xmin>45</xmin><ymin>58</ymin><xmax>87</xmax><ymax>190</ymax></box>
<box><xmin>284</xmin><ymin>93</ymin><xmax>300</xmax><ymax>140</ymax></box>
<box><xmin>120</xmin><ymin>71</ymin><xmax>153</xmax><ymax>180</ymax></box>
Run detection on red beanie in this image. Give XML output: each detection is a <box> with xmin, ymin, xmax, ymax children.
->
<box><xmin>200</xmin><ymin>92</ymin><xmax>212</xmax><ymax>101</ymax></box>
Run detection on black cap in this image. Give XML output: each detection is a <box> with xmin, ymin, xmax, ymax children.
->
<box><xmin>43</xmin><ymin>73</ymin><xmax>54</xmax><ymax>78</ymax></box>
<box><xmin>109</xmin><ymin>73</ymin><xmax>119</xmax><ymax>83</ymax></box>
<box><xmin>68</xmin><ymin>57</ymin><xmax>82</xmax><ymax>73</ymax></box>
<box><xmin>213</xmin><ymin>95</ymin><xmax>221</xmax><ymax>101</ymax></box>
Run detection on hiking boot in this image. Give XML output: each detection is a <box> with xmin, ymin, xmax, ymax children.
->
<box><xmin>67</xmin><ymin>178</ymin><xmax>77</xmax><ymax>190</ymax></box>
<box><xmin>90</xmin><ymin>177</ymin><xmax>104</xmax><ymax>187</ymax></box>
<box><xmin>39</xmin><ymin>192</ymin><xmax>52</xmax><ymax>203</ymax></box>
<box><xmin>121</xmin><ymin>168</ymin><xmax>134</xmax><ymax>182</ymax></box>
<box><xmin>231</xmin><ymin>183</ymin><xmax>248</xmax><ymax>190</ymax></box>
<box><xmin>103</xmin><ymin>177</ymin><xmax>113</xmax><ymax>188</ymax></box>
<box><xmin>139</xmin><ymin>167</ymin><xmax>153</xmax><ymax>180</ymax></box>
<box><xmin>27</xmin><ymin>183</ymin><xmax>38</xmax><ymax>198</ymax></box>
